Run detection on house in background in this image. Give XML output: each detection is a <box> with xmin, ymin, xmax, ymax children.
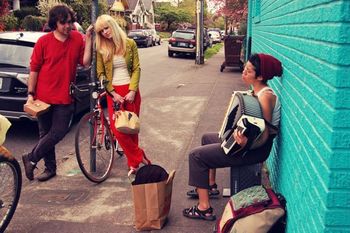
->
<box><xmin>246</xmin><ymin>0</ymin><xmax>350</xmax><ymax>232</ymax></box>
<box><xmin>107</xmin><ymin>0</ymin><xmax>156</xmax><ymax>30</ymax></box>
<box><xmin>143</xmin><ymin>0</ymin><xmax>155</xmax><ymax>29</ymax></box>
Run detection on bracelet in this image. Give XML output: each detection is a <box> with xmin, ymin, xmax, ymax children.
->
<box><xmin>27</xmin><ymin>91</ymin><xmax>35</xmax><ymax>96</ymax></box>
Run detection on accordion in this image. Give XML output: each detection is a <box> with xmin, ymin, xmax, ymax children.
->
<box><xmin>219</xmin><ymin>91</ymin><xmax>265</xmax><ymax>155</ymax></box>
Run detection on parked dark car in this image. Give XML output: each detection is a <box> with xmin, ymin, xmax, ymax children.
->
<box><xmin>127</xmin><ymin>29</ymin><xmax>153</xmax><ymax>47</ymax></box>
<box><xmin>0</xmin><ymin>31</ymin><xmax>91</xmax><ymax>122</ymax></box>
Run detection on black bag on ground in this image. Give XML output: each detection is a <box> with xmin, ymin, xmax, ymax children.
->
<box><xmin>132</xmin><ymin>164</ymin><xmax>169</xmax><ymax>185</ymax></box>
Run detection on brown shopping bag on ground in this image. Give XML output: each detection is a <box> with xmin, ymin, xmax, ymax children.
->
<box><xmin>131</xmin><ymin>165</ymin><xmax>176</xmax><ymax>231</ymax></box>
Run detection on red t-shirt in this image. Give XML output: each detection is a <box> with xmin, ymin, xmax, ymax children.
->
<box><xmin>30</xmin><ymin>31</ymin><xmax>84</xmax><ymax>104</ymax></box>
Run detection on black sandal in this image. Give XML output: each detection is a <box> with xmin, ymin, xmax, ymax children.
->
<box><xmin>187</xmin><ymin>183</ymin><xmax>220</xmax><ymax>198</ymax></box>
<box><xmin>183</xmin><ymin>205</ymin><xmax>216</xmax><ymax>221</ymax></box>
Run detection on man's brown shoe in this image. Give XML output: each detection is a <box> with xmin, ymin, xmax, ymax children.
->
<box><xmin>37</xmin><ymin>169</ymin><xmax>56</xmax><ymax>182</ymax></box>
<box><xmin>22</xmin><ymin>154</ymin><xmax>36</xmax><ymax>181</ymax></box>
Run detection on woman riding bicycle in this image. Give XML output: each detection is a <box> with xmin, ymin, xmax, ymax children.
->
<box><xmin>95</xmin><ymin>14</ymin><xmax>151</xmax><ymax>177</ymax></box>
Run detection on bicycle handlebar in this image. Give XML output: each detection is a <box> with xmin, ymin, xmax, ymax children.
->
<box><xmin>70</xmin><ymin>79</ymin><xmax>110</xmax><ymax>96</ymax></box>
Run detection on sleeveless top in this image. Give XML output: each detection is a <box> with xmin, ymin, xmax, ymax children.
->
<box><xmin>112</xmin><ymin>55</ymin><xmax>130</xmax><ymax>86</ymax></box>
<box><xmin>255</xmin><ymin>87</ymin><xmax>281</xmax><ymax>127</ymax></box>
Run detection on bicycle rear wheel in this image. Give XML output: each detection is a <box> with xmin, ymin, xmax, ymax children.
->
<box><xmin>75</xmin><ymin>112</ymin><xmax>115</xmax><ymax>183</ymax></box>
<box><xmin>0</xmin><ymin>155</ymin><xmax>22</xmax><ymax>233</ymax></box>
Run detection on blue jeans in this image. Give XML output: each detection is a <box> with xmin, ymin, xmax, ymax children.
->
<box><xmin>29</xmin><ymin>104</ymin><xmax>73</xmax><ymax>172</ymax></box>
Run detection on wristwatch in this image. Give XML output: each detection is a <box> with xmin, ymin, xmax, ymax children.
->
<box><xmin>27</xmin><ymin>91</ymin><xmax>35</xmax><ymax>97</ymax></box>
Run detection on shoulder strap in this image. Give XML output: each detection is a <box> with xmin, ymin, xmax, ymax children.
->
<box><xmin>256</xmin><ymin>87</ymin><xmax>275</xmax><ymax>99</ymax></box>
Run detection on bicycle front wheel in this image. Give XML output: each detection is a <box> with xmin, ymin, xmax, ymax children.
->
<box><xmin>0</xmin><ymin>154</ymin><xmax>22</xmax><ymax>233</ymax></box>
<box><xmin>75</xmin><ymin>112</ymin><xmax>115</xmax><ymax>183</ymax></box>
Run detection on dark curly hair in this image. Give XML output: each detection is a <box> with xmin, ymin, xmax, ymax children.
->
<box><xmin>48</xmin><ymin>4</ymin><xmax>76</xmax><ymax>30</ymax></box>
<box><xmin>248</xmin><ymin>53</ymin><xmax>261</xmax><ymax>78</ymax></box>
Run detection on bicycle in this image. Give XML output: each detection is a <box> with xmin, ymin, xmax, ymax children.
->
<box><xmin>0</xmin><ymin>146</ymin><xmax>22</xmax><ymax>233</ymax></box>
<box><xmin>72</xmin><ymin>81</ymin><xmax>123</xmax><ymax>183</ymax></box>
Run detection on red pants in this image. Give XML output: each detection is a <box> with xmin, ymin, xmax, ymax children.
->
<box><xmin>106</xmin><ymin>84</ymin><xmax>144</xmax><ymax>168</ymax></box>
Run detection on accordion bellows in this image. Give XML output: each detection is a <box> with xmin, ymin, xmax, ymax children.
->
<box><xmin>219</xmin><ymin>91</ymin><xmax>265</xmax><ymax>155</ymax></box>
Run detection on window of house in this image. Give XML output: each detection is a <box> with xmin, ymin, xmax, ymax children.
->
<box><xmin>252</xmin><ymin>0</ymin><xmax>261</xmax><ymax>23</ymax></box>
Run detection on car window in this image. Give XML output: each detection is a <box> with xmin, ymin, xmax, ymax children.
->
<box><xmin>209</xmin><ymin>31</ymin><xmax>220</xmax><ymax>36</ymax></box>
<box><xmin>128</xmin><ymin>31</ymin><xmax>144</xmax><ymax>36</ymax></box>
<box><xmin>0</xmin><ymin>44</ymin><xmax>32</xmax><ymax>67</ymax></box>
<box><xmin>172</xmin><ymin>31</ymin><xmax>195</xmax><ymax>40</ymax></box>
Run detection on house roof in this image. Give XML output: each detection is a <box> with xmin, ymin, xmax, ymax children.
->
<box><xmin>143</xmin><ymin>0</ymin><xmax>153</xmax><ymax>11</ymax></box>
<box><xmin>125</xmin><ymin>0</ymin><xmax>139</xmax><ymax>11</ymax></box>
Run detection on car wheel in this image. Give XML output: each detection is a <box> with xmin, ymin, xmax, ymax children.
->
<box><xmin>168</xmin><ymin>51</ymin><xmax>174</xmax><ymax>57</ymax></box>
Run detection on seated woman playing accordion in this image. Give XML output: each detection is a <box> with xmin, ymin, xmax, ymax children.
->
<box><xmin>183</xmin><ymin>53</ymin><xmax>283</xmax><ymax>221</ymax></box>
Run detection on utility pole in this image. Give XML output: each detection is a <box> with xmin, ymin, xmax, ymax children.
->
<box><xmin>89</xmin><ymin>0</ymin><xmax>99</xmax><ymax>171</ymax></box>
<box><xmin>90</xmin><ymin>0</ymin><xmax>98</xmax><ymax>109</ymax></box>
<box><xmin>195</xmin><ymin>0</ymin><xmax>204</xmax><ymax>64</ymax></box>
<box><xmin>224</xmin><ymin>0</ymin><xmax>228</xmax><ymax>35</ymax></box>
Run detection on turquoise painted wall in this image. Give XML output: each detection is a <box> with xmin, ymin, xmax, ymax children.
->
<box><xmin>247</xmin><ymin>0</ymin><xmax>350</xmax><ymax>232</ymax></box>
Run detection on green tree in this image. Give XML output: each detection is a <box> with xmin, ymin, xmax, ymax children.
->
<box><xmin>36</xmin><ymin>0</ymin><xmax>62</xmax><ymax>17</ymax></box>
<box><xmin>36</xmin><ymin>0</ymin><xmax>107</xmax><ymax>29</ymax></box>
<box><xmin>155</xmin><ymin>2</ymin><xmax>196</xmax><ymax>31</ymax></box>
<box><xmin>63</xmin><ymin>0</ymin><xmax>108</xmax><ymax>29</ymax></box>
<box><xmin>178</xmin><ymin>0</ymin><xmax>195</xmax><ymax>23</ymax></box>
<box><xmin>3</xmin><ymin>13</ymin><xmax>19</xmax><ymax>31</ymax></box>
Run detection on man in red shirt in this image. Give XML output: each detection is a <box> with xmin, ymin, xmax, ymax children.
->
<box><xmin>22</xmin><ymin>4</ymin><xmax>93</xmax><ymax>182</ymax></box>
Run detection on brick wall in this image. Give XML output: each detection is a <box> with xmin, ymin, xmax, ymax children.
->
<box><xmin>247</xmin><ymin>0</ymin><xmax>350</xmax><ymax>232</ymax></box>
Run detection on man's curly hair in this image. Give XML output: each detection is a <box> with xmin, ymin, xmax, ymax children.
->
<box><xmin>48</xmin><ymin>4</ymin><xmax>76</xmax><ymax>30</ymax></box>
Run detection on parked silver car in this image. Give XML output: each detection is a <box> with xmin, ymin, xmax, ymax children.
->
<box><xmin>208</xmin><ymin>30</ymin><xmax>222</xmax><ymax>44</ymax></box>
<box><xmin>168</xmin><ymin>30</ymin><xmax>196</xmax><ymax>57</ymax></box>
<box><xmin>146</xmin><ymin>29</ymin><xmax>161</xmax><ymax>46</ymax></box>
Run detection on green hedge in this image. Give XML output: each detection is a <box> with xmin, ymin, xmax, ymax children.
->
<box><xmin>3</xmin><ymin>13</ymin><xmax>19</xmax><ymax>31</ymax></box>
<box><xmin>21</xmin><ymin>15</ymin><xmax>46</xmax><ymax>31</ymax></box>
<box><xmin>13</xmin><ymin>6</ymin><xmax>40</xmax><ymax>21</ymax></box>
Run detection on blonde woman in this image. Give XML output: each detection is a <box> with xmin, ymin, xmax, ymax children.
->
<box><xmin>95</xmin><ymin>14</ymin><xmax>150</xmax><ymax>176</ymax></box>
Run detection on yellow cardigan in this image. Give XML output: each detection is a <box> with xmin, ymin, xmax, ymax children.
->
<box><xmin>96</xmin><ymin>38</ymin><xmax>140</xmax><ymax>93</ymax></box>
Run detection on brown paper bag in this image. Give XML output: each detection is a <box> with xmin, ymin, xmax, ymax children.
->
<box><xmin>24</xmin><ymin>99</ymin><xmax>50</xmax><ymax>117</ymax></box>
<box><xmin>132</xmin><ymin>170</ymin><xmax>175</xmax><ymax>231</ymax></box>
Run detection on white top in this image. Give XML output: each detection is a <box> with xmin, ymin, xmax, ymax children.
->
<box><xmin>112</xmin><ymin>55</ymin><xmax>130</xmax><ymax>86</ymax></box>
<box><xmin>256</xmin><ymin>87</ymin><xmax>281</xmax><ymax>127</ymax></box>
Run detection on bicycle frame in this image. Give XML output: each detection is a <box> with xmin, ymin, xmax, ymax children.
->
<box><xmin>89</xmin><ymin>91</ymin><xmax>107</xmax><ymax>172</ymax></box>
<box><xmin>73</xmin><ymin>80</ymin><xmax>123</xmax><ymax>182</ymax></box>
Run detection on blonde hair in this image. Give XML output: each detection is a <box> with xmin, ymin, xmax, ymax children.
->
<box><xmin>95</xmin><ymin>14</ymin><xmax>127</xmax><ymax>62</ymax></box>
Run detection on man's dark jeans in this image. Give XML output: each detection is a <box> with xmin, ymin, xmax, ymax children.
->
<box><xmin>29</xmin><ymin>104</ymin><xmax>74</xmax><ymax>172</ymax></box>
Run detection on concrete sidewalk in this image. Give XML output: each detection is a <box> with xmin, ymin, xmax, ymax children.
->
<box><xmin>6</xmin><ymin>49</ymin><xmax>246</xmax><ymax>233</ymax></box>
